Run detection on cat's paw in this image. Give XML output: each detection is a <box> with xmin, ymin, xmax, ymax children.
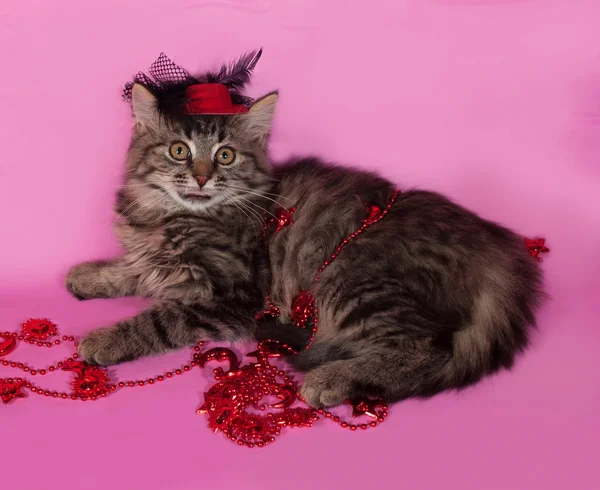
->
<box><xmin>66</xmin><ymin>261</ymin><xmax>106</xmax><ymax>300</ymax></box>
<box><xmin>300</xmin><ymin>365</ymin><xmax>352</xmax><ymax>408</ymax></box>
<box><xmin>78</xmin><ymin>327</ymin><xmax>124</xmax><ymax>366</ymax></box>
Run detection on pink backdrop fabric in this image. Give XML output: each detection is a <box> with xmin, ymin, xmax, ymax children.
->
<box><xmin>1</xmin><ymin>1</ymin><xmax>599</xmax><ymax>489</ymax></box>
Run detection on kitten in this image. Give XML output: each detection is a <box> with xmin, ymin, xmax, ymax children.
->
<box><xmin>66</xmin><ymin>84</ymin><xmax>276</xmax><ymax>365</ymax></box>
<box><xmin>68</xmin><ymin>83</ymin><xmax>543</xmax><ymax>409</ymax></box>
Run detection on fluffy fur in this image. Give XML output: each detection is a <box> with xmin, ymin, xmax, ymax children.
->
<box><xmin>261</xmin><ymin>160</ymin><xmax>543</xmax><ymax>407</ymax></box>
<box><xmin>67</xmin><ymin>84</ymin><xmax>276</xmax><ymax>365</ymax></box>
<box><xmin>68</xmin><ymin>82</ymin><xmax>543</xmax><ymax>407</ymax></box>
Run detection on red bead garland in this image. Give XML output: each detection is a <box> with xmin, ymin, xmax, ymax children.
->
<box><xmin>0</xmin><ymin>192</ymin><xmax>548</xmax><ymax>448</ymax></box>
<box><xmin>195</xmin><ymin>191</ymin><xmax>401</xmax><ymax>446</ymax></box>
<box><xmin>0</xmin><ymin>326</ymin><xmax>205</xmax><ymax>404</ymax></box>
<box><xmin>196</xmin><ymin>340</ymin><xmax>389</xmax><ymax>447</ymax></box>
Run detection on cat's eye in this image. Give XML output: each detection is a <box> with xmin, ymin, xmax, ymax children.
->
<box><xmin>169</xmin><ymin>141</ymin><xmax>190</xmax><ymax>161</ymax></box>
<box><xmin>214</xmin><ymin>146</ymin><xmax>236</xmax><ymax>166</ymax></box>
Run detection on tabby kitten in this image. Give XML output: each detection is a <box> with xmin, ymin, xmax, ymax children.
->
<box><xmin>68</xmin><ymin>83</ymin><xmax>543</xmax><ymax>409</ymax></box>
<box><xmin>66</xmin><ymin>84</ymin><xmax>276</xmax><ymax>365</ymax></box>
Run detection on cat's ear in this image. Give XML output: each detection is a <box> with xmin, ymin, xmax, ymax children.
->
<box><xmin>131</xmin><ymin>83</ymin><xmax>159</xmax><ymax>130</ymax></box>
<box><xmin>245</xmin><ymin>92</ymin><xmax>278</xmax><ymax>146</ymax></box>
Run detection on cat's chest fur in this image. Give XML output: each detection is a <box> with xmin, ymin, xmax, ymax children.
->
<box><xmin>115</xmin><ymin>211</ymin><xmax>263</xmax><ymax>301</ymax></box>
<box><xmin>114</xmin><ymin>215</ymin><xmax>225</xmax><ymax>296</ymax></box>
<box><xmin>116</xmin><ymin>217</ymin><xmax>206</xmax><ymax>264</ymax></box>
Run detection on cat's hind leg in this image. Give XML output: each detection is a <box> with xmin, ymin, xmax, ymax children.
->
<box><xmin>299</xmin><ymin>338</ymin><xmax>448</xmax><ymax>408</ymax></box>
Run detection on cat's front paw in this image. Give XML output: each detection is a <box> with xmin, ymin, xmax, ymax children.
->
<box><xmin>300</xmin><ymin>365</ymin><xmax>352</xmax><ymax>408</ymax></box>
<box><xmin>66</xmin><ymin>261</ymin><xmax>107</xmax><ymax>300</ymax></box>
<box><xmin>78</xmin><ymin>327</ymin><xmax>125</xmax><ymax>366</ymax></box>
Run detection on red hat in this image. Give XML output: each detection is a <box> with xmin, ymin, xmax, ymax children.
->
<box><xmin>184</xmin><ymin>83</ymin><xmax>249</xmax><ymax>115</ymax></box>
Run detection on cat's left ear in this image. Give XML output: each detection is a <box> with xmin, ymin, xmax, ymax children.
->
<box><xmin>131</xmin><ymin>83</ymin><xmax>159</xmax><ymax>131</ymax></box>
<box><xmin>245</xmin><ymin>92</ymin><xmax>278</xmax><ymax>146</ymax></box>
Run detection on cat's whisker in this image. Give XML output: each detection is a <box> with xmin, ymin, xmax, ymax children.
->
<box><xmin>229</xmin><ymin>195</ymin><xmax>245</xmax><ymax>225</ymax></box>
<box><xmin>234</xmin><ymin>195</ymin><xmax>278</xmax><ymax>221</ymax></box>
<box><xmin>224</xmin><ymin>190</ymin><xmax>256</xmax><ymax>225</ymax></box>
<box><xmin>227</xmin><ymin>193</ymin><xmax>265</xmax><ymax>224</ymax></box>
<box><xmin>235</xmin><ymin>199</ymin><xmax>265</xmax><ymax>224</ymax></box>
<box><xmin>225</xmin><ymin>184</ymin><xmax>294</xmax><ymax>208</ymax></box>
<box><xmin>222</xmin><ymin>190</ymin><xmax>260</xmax><ymax>234</ymax></box>
<box><xmin>226</xmin><ymin>184</ymin><xmax>294</xmax><ymax>204</ymax></box>
<box><xmin>117</xmin><ymin>182</ymin><xmax>161</xmax><ymax>189</ymax></box>
<box><xmin>129</xmin><ymin>193</ymin><xmax>167</xmax><ymax>228</ymax></box>
<box><xmin>113</xmin><ymin>192</ymin><xmax>160</xmax><ymax>224</ymax></box>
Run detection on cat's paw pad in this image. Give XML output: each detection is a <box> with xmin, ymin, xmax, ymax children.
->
<box><xmin>300</xmin><ymin>368</ymin><xmax>351</xmax><ymax>408</ymax></box>
<box><xmin>78</xmin><ymin>327</ymin><xmax>123</xmax><ymax>366</ymax></box>
<box><xmin>66</xmin><ymin>262</ymin><xmax>103</xmax><ymax>300</ymax></box>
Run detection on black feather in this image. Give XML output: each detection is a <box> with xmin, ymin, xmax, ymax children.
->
<box><xmin>207</xmin><ymin>49</ymin><xmax>263</xmax><ymax>91</ymax></box>
<box><xmin>155</xmin><ymin>82</ymin><xmax>193</xmax><ymax>117</ymax></box>
<box><xmin>124</xmin><ymin>50</ymin><xmax>262</xmax><ymax>113</ymax></box>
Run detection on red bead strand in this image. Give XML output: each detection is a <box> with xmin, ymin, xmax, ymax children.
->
<box><xmin>195</xmin><ymin>191</ymin><xmax>401</xmax><ymax>446</ymax></box>
<box><xmin>1</xmin><ymin>192</ymin><xmax>406</xmax><ymax>446</ymax></box>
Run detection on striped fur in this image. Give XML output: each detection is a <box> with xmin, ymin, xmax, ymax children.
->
<box><xmin>67</xmin><ymin>87</ymin><xmax>276</xmax><ymax>365</ymax></box>
<box><xmin>262</xmin><ymin>159</ymin><xmax>544</xmax><ymax>407</ymax></box>
<box><xmin>68</xmin><ymin>85</ymin><xmax>544</xmax><ymax>409</ymax></box>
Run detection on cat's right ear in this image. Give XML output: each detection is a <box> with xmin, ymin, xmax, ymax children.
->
<box><xmin>246</xmin><ymin>92</ymin><xmax>278</xmax><ymax>147</ymax></box>
<box><xmin>131</xmin><ymin>84</ymin><xmax>159</xmax><ymax>131</ymax></box>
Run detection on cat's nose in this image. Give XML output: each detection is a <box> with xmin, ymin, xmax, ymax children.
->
<box><xmin>194</xmin><ymin>175</ymin><xmax>211</xmax><ymax>188</ymax></box>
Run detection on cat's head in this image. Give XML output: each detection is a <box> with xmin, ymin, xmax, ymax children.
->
<box><xmin>122</xmin><ymin>83</ymin><xmax>277</xmax><ymax>214</ymax></box>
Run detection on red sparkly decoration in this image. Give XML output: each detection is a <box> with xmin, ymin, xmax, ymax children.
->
<box><xmin>346</xmin><ymin>397</ymin><xmax>386</xmax><ymax>419</ymax></box>
<box><xmin>0</xmin><ymin>333</ymin><xmax>17</xmax><ymax>357</ymax></box>
<box><xmin>270</xmin><ymin>384</ymin><xmax>297</xmax><ymax>409</ymax></box>
<box><xmin>196</xmin><ymin>192</ymin><xmax>401</xmax><ymax>446</ymax></box>
<box><xmin>274</xmin><ymin>407</ymin><xmax>319</xmax><ymax>427</ymax></box>
<box><xmin>20</xmin><ymin>318</ymin><xmax>57</xmax><ymax>341</ymax></box>
<box><xmin>254</xmin><ymin>302</ymin><xmax>280</xmax><ymax>321</ymax></box>
<box><xmin>197</xmin><ymin>348</ymin><xmax>240</xmax><ymax>372</ymax></box>
<box><xmin>67</xmin><ymin>363</ymin><xmax>112</xmax><ymax>399</ymax></box>
<box><xmin>363</xmin><ymin>204</ymin><xmax>382</xmax><ymax>225</ymax></box>
<box><xmin>0</xmin><ymin>378</ymin><xmax>28</xmax><ymax>404</ymax></box>
<box><xmin>524</xmin><ymin>237</ymin><xmax>550</xmax><ymax>261</ymax></box>
<box><xmin>291</xmin><ymin>290</ymin><xmax>315</xmax><ymax>328</ymax></box>
<box><xmin>267</xmin><ymin>206</ymin><xmax>296</xmax><ymax>234</ymax></box>
<box><xmin>61</xmin><ymin>359</ymin><xmax>94</xmax><ymax>375</ymax></box>
<box><xmin>196</xmin><ymin>340</ymin><xmax>322</xmax><ymax>447</ymax></box>
<box><xmin>196</xmin><ymin>333</ymin><xmax>389</xmax><ymax>445</ymax></box>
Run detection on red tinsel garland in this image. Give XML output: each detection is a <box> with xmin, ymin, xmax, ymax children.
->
<box><xmin>524</xmin><ymin>237</ymin><xmax>550</xmax><ymax>261</ymax></box>
<box><xmin>0</xmin><ymin>320</ymin><xmax>389</xmax><ymax>446</ymax></box>
<box><xmin>0</xmin><ymin>191</ymin><xmax>548</xmax><ymax>448</ymax></box>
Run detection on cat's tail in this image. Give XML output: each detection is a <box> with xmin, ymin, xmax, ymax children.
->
<box><xmin>440</xmin><ymin>263</ymin><xmax>544</xmax><ymax>388</ymax></box>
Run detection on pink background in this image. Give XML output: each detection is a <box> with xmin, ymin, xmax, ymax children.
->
<box><xmin>1</xmin><ymin>0</ymin><xmax>599</xmax><ymax>489</ymax></box>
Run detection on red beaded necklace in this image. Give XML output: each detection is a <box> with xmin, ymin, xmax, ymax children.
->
<box><xmin>0</xmin><ymin>191</ymin><xmax>549</xmax><ymax>447</ymax></box>
<box><xmin>196</xmin><ymin>190</ymin><xmax>400</xmax><ymax>447</ymax></box>
<box><xmin>0</xmin><ymin>319</ymin><xmax>206</xmax><ymax>403</ymax></box>
<box><xmin>0</xmin><ymin>191</ymin><xmax>398</xmax><ymax>447</ymax></box>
